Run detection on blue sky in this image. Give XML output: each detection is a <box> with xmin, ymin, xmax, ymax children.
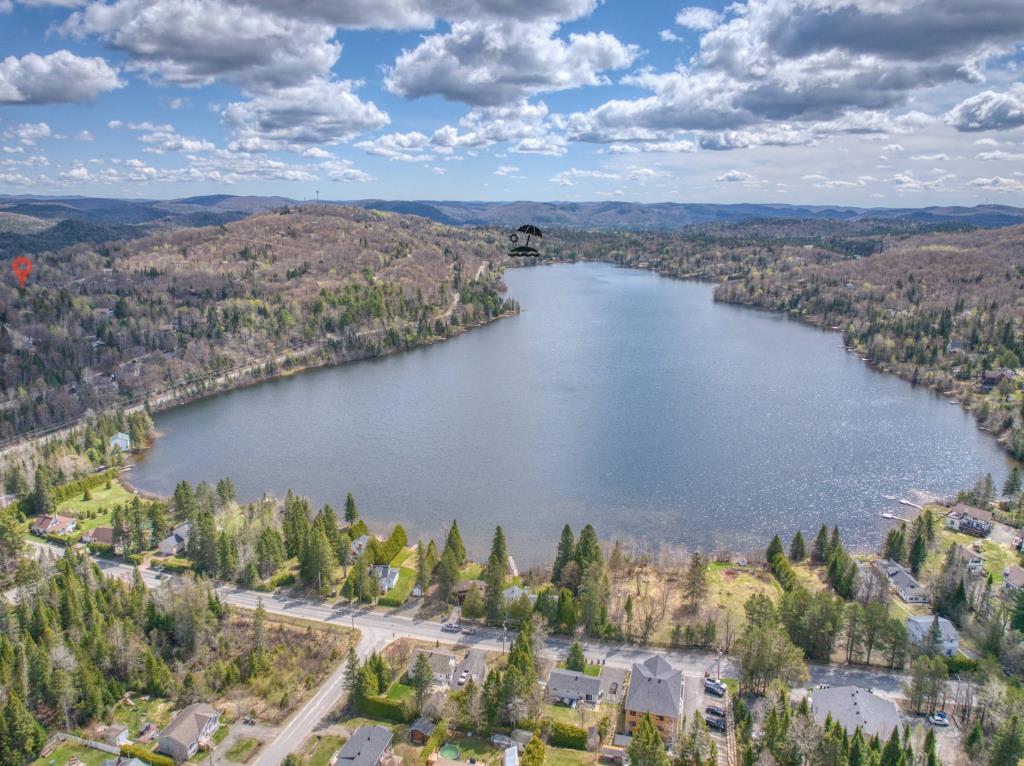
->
<box><xmin>1</xmin><ymin>0</ymin><xmax>1024</xmax><ymax>204</ymax></box>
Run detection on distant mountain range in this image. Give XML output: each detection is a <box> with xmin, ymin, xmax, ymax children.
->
<box><xmin>2</xmin><ymin>194</ymin><xmax>1024</xmax><ymax>255</ymax></box>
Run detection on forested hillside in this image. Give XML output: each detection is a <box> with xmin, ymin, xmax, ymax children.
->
<box><xmin>0</xmin><ymin>205</ymin><xmax>513</xmax><ymax>442</ymax></box>
<box><xmin>714</xmin><ymin>225</ymin><xmax>1024</xmax><ymax>458</ymax></box>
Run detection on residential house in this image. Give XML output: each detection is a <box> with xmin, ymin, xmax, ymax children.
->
<box><xmin>109</xmin><ymin>432</ymin><xmax>132</xmax><ymax>452</ymax></box>
<box><xmin>952</xmin><ymin>544</ymin><xmax>984</xmax><ymax>575</ymax></box>
<box><xmin>906</xmin><ymin>616</ymin><xmax>960</xmax><ymax>657</ymax></box>
<box><xmin>409</xmin><ymin>718</ymin><xmax>436</xmax><ymax>745</ymax></box>
<box><xmin>453</xmin><ymin>579</ymin><xmax>485</xmax><ymax>604</ymax></box>
<box><xmin>351</xmin><ymin>535</ymin><xmax>370</xmax><ymax>557</ymax></box>
<box><xmin>158</xmin><ymin>523</ymin><xmax>191</xmax><ymax>556</ymax></box>
<box><xmin>157</xmin><ymin>703</ymin><xmax>220</xmax><ymax>763</ymax></box>
<box><xmin>408</xmin><ymin>648</ymin><xmax>457</xmax><ymax>687</ymax></box>
<box><xmin>103</xmin><ymin>724</ymin><xmax>130</xmax><ymax>746</ymax></box>
<box><xmin>945</xmin><ymin>504</ymin><xmax>994</xmax><ymax>537</ymax></box>
<box><xmin>623</xmin><ymin>655</ymin><xmax>682</xmax><ymax>741</ymax></box>
<box><xmin>371</xmin><ymin>565</ymin><xmax>400</xmax><ymax>593</ymax></box>
<box><xmin>101</xmin><ymin>758</ymin><xmax>146</xmax><ymax>766</ymax></box>
<box><xmin>872</xmin><ymin>559</ymin><xmax>928</xmax><ymax>603</ymax></box>
<box><xmin>1003</xmin><ymin>565</ymin><xmax>1024</xmax><ymax>593</ymax></box>
<box><xmin>30</xmin><ymin>514</ymin><xmax>76</xmax><ymax>537</ymax></box>
<box><xmin>981</xmin><ymin>369</ymin><xmax>1010</xmax><ymax>392</ymax></box>
<box><xmin>547</xmin><ymin>668</ymin><xmax>603</xmax><ymax>705</ymax></box>
<box><xmin>502</xmin><ymin>585</ymin><xmax>536</xmax><ymax>605</ymax></box>
<box><xmin>83</xmin><ymin>526</ymin><xmax>116</xmax><ymax>547</ymax></box>
<box><xmin>332</xmin><ymin>725</ymin><xmax>393</xmax><ymax>766</ymax></box>
<box><xmin>809</xmin><ymin>686</ymin><xmax>901</xmax><ymax>740</ymax></box>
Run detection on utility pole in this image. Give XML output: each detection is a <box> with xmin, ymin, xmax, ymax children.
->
<box><xmin>315</xmin><ymin>189</ymin><xmax>320</xmax><ymax>204</ymax></box>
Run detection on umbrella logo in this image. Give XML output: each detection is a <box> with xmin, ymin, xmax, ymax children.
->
<box><xmin>508</xmin><ymin>224</ymin><xmax>542</xmax><ymax>256</ymax></box>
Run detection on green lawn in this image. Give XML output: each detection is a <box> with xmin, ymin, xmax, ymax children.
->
<box><xmin>305</xmin><ymin>736</ymin><xmax>345</xmax><ymax>766</ymax></box>
<box><xmin>557</xmin><ymin>662</ymin><xmax>601</xmax><ymax>677</ymax></box>
<box><xmin>443</xmin><ymin>735</ymin><xmax>500</xmax><ymax>765</ymax></box>
<box><xmin>113</xmin><ymin>696</ymin><xmax>174</xmax><ymax>737</ymax></box>
<box><xmin>57</xmin><ymin>481</ymin><xmax>135</xmax><ymax>523</ymax></box>
<box><xmin>225</xmin><ymin>738</ymin><xmax>261</xmax><ymax>764</ymax></box>
<box><xmin>379</xmin><ymin>568</ymin><xmax>416</xmax><ymax>607</ymax></box>
<box><xmin>390</xmin><ymin>548</ymin><xmax>413</xmax><ymax>568</ymax></box>
<box><xmin>461</xmin><ymin>563</ymin><xmax>483</xmax><ymax>579</ymax></box>
<box><xmin>31</xmin><ymin>743</ymin><xmax>111</xmax><ymax>766</ymax></box>
<box><xmin>544</xmin><ymin>746</ymin><xmax>595</xmax><ymax>766</ymax></box>
<box><xmin>385</xmin><ymin>682</ymin><xmax>414</xmax><ymax>701</ymax></box>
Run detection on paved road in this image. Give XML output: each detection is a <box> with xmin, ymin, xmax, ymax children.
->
<box><xmin>32</xmin><ymin>542</ymin><xmax>911</xmax><ymax>765</ymax></box>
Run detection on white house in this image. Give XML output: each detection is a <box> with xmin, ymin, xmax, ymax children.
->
<box><xmin>371</xmin><ymin>564</ymin><xmax>400</xmax><ymax>593</ymax></box>
<box><xmin>873</xmin><ymin>559</ymin><xmax>928</xmax><ymax>603</ymax></box>
<box><xmin>30</xmin><ymin>514</ymin><xmax>76</xmax><ymax>537</ymax></box>
<box><xmin>408</xmin><ymin>648</ymin><xmax>456</xmax><ymax>687</ymax></box>
<box><xmin>907</xmin><ymin>615</ymin><xmax>960</xmax><ymax>657</ymax></box>
<box><xmin>945</xmin><ymin>504</ymin><xmax>994</xmax><ymax>537</ymax></box>
<box><xmin>502</xmin><ymin>585</ymin><xmax>536</xmax><ymax>605</ymax></box>
<box><xmin>109</xmin><ymin>432</ymin><xmax>131</xmax><ymax>452</ymax></box>
<box><xmin>952</xmin><ymin>544</ymin><xmax>984</xmax><ymax>575</ymax></box>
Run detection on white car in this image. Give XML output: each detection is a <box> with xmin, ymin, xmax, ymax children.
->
<box><xmin>458</xmin><ymin>671</ymin><xmax>469</xmax><ymax>685</ymax></box>
<box><xmin>928</xmin><ymin>712</ymin><xmax>950</xmax><ymax>727</ymax></box>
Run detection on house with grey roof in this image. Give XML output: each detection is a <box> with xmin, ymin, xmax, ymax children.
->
<box><xmin>873</xmin><ymin>559</ymin><xmax>928</xmax><ymax>603</ymax></box>
<box><xmin>907</xmin><ymin>615</ymin><xmax>959</xmax><ymax>657</ymax></box>
<box><xmin>1003</xmin><ymin>565</ymin><xmax>1024</xmax><ymax>593</ymax></box>
<box><xmin>157</xmin><ymin>703</ymin><xmax>220</xmax><ymax>763</ymax></box>
<box><xmin>946</xmin><ymin>504</ymin><xmax>993</xmax><ymax>537</ymax></box>
<box><xmin>351</xmin><ymin>535</ymin><xmax>370</xmax><ymax>557</ymax></box>
<box><xmin>408</xmin><ymin>648</ymin><xmax>457</xmax><ymax>687</ymax></box>
<box><xmin>809</xmin><ymin>686</ymin><xmax>901</xmax><ymax>740</ymax></box>
<box><xmin>503</xmin><ymin>585</ymin><xmax>537</xmax><ymax>605</ymax></box>
<box><xmin>109</xmin><ymin>432</ymin><xmax>131</xmax><ymax>452</ymax></box>
<box><xmin>157</xmin><ymin>523</ymin><xmax>191</xmax><ymax>557</ymax></box>
<box><xmin>623</xmin><ymin>655</ymin><xmax>682</xmax><ymax>741</ymax></box>
<box><xmin>546</xmin><ymin>668</ymin><xmax>603</xmax><ymax>705</ymax></box>
<box><xmin>332</xmin><ymin>725</ymin><xmax>393</xmax><ymax>766</ymax></box>
<box><xmin>371</xmin><ymin>564</ymin><xmax>400</xmax><ymax>593</ymax></box>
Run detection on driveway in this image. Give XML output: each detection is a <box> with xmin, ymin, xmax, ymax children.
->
<box><xmin>599</xmin><ymin>666</ymin><xmax>627</xmax><ymax>705</ymax></box>
<box><xmin>454</xmin><ymin>649</ymin><xmax>487</xmax><ymax>689</ymax></box>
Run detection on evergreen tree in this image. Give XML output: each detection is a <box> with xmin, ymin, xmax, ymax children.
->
<box><xmin>445</xmin><ymin>519</ymin><xmax>467</xmax><ymax>566</ymax></box>
<box><xmin>415</xmin><ymin>539</ymin><xmax>431</xmax><ymax>591</ymax></box>
<box><xmin>990</xmin><ymin>715</ymin><xmax>1024</xmax><ymax>766</ymax></box>
<box><xmin>627</xmin><ymin>714</ymin><xmax>669</xmax><ymax>766</ymax></box>
<box><xmin>437</xmin><ymin>547</ymin><xmax>460</xmax><ymax>602</ymax></box>
<box><xmin>521</xmin><ymin>736</ymin><xmax>545</xmax><ymax>766</ymax></box>
<box><xmin>344</xmin><ymin>492</ymin><xmax>359</xmax><ymax>524</ymax></box>
<box><xmin>1005</xmin><ymin>466</ymin><xmax>1022</xmax><ymax>498</ymax></box>
<box><xmin>29</xmin><ymin>466</ymin><xmax>54</xmax><ymax>518</ymax></box>
<box><xmin>909</xmin><ymin>530</ymin><xmax>927</xmax><ymax>575</ymax></box>
<box><xmin>282</xmin><ymin>491</ymin><xmax>310</xmax><ymax>559</ymax></box>
<box><xmin>565</xmin><ymin>641</ymin><xmax>586</xmax><ymax>672</ymax></box>
<box><xmin>812</xmin><ymin>523</ymin><xmax>830</xmax><ymax>563</ymax></box>
<box><xmin>556</xmin><ymin>588</ymin><xmax>577</xmax><ymax>633</ymax></box>
<box><xmin>462</xmin><ymin>584</ymin><xmax>485</xmax><ymax>619</ymax></box>
<box><xmin>789</xmin><ymin>531</ymin><xmax>807</xmax><ymax>562</ymax></box>
<box><xmin>409</xmin><ymin>651</ymin><xmax>434</xmax><ymax>712</ymax></box>
<box><xmin>300</xmin><ymin>526</ymin><xmax>337</xmax><ymax>595</ymax></box>
<box><xmin>879</xmin><ymin>729</ymin><xmax>902</xmax><ymax>766</ymax></box>
<box><xmin>766</xmin><ymin>534</ymin><xmax>784</xmax><ymax>563</ymax></box>
<box><xmin>484</xmin><ymin>527</ymin><xmax>508</xmax><ymax>625</ymax></box>
<box><xmin>574</xmin><ymin>524</ymin><xmax>601</xmax><ymax>577</ymax></box>
<box><xmin>217</xmin><ymin>530</ymin><xmax>238</xmax><ymax>580</ymax></box>
<box><xmin>552</xmin><ymin>525</ymin><xmax>575</xmax><ymax>585</ymax></box>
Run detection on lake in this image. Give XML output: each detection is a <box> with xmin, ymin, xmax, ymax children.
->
<box><xmin>131</xmin><ymin>262</ymin><xmax>1010</xmax><ymax>563</ymax></box>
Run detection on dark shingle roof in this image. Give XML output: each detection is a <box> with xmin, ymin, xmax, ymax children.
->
<box><xmin>159</xmin><ymin>703</ymin><xmax>218</xmax><ymax>748</ymax></box>
<box><xmin>810</xmin><ymin>686</ymin><xmax>900</xmax><ymax>740</ymax></box>
<box><xmin>335</xmin><ymin>726</ymin><xmax>393</xmax><ymax>766</ymax></box>
<box><xmin>624</xmin><ymin>655</ymin><xmax>681</xmax><ymax>719</ymax></box>
<box><xmin>547</xmin><ymin>668</ymin><xmax>602</xmax><ymax>699</ymax></box>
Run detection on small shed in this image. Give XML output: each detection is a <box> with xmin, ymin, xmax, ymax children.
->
<box><xmin>409</xmin><ymin>718</ymin><xmax>436</xmax><ymax>745</ymax></box>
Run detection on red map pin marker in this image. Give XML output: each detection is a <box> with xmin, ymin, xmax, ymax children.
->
<box><xmin>12</xmin><ymin>256</ymin><xmax>32</xmax><ymax>287</ymax></box>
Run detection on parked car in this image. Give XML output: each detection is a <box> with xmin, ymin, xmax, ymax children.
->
<box><xmin>705</xmin><ymin>705</ymin><xmax>726</xmax><ymax>718</ymax></box>
<box><xmin>704</xmin><ymin>679</ymin><xmax>727</xmax><ymax>697</ymax></box>
<box><xmin>441</xmin><ymin>623</ymin><xmax>461</xmax><ymax>633</ymax></box>
<box><xmin>609</xmin><ymin>682</ymin><xmax>619</xmax><ymax>696</ymax></box>
<box><xmin>705</xmin><ymin>716</ymin><xmax>727</xmax><ymax>732</ymax></box>
<box><xmin>461</xmin><ymin>626</ymin><xmax>477</xmax><ymax>635</ymax></box>
<box><xmin>928</xmin><ymin>711</ymin><xmax>950</xmax><ymax>727</ymax></box>
<box><xmin>458</xmin><ymin>671</ymin><xmax>469</xmax><ymax>685</ymax></box>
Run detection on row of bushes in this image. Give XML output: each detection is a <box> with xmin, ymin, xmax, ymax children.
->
<box><xmin>356</xmin><ymin>694</ymin><xmax>412</xmax><ymax>723</ymax></box>
<box><xmin>769</xmin><ymin>552</ymin><xmax>798</xmax><ymax>591</ymax></box>
<box><xmin>545</xmin><ymin>720</ymin><xmax>587</xmax><ymax>750</ymax></box>
<box><xmin>54</xmin><ymin>468</ymin><xmax>119</xmax><ymax>504</ymax></box>
<box><xmin>120</xmin><ymin>744</ymin><xmax>174</xmax><ymax>766</ymax></box>
<box><xmin>419</xmin><ymin>719</ymin><xmax>448</xmax><ymax>764</ymax></box>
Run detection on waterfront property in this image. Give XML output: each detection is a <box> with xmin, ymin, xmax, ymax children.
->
<box><xmin>157</xmin><ymin>703</ymin><xmax>220</xmax><ymax>763</ymax></box>
<box><xmin>83</xmin><ymin>525</ymin><xmax>116</xmax><ymax>546</ymax></box>
<box><xmin>1003</xmin><ymin>565</ymin><xmax>1024</xmax><ymax>593</ymax></box>
<box><xmin>945</xmin><ymin>504</ymin><xmax>994</xmax><ymax>537</ymax></box>
<box><xmin>157</xmin><ymin>522</ymin><xmax>191</xmax><ymax>556</ymax></box>
<box><xmin>951</xmin><ymin>544</ymin><xmax>984</xmax><ymax>575</ymax></box>
<box><xmin>809</xmin><ymin>686</ymin><xmax>901</xmax><ymax>740</ymax></box>
<box><xmin>109</xmin><ymin>432</ymin><xmax>132</xmax><ymax>452</ymax></box>
<box><xmin>546</xmin><ymin>668</ymin><xmax>603</xmax><ymax>705</ymax></box>
<box><xmin>30</xmin><ymin>514</ymin><xmax>76</xmax><ymax>536</ymax></box>
<box><xmin>907</xmin><ymin>616</ymin><xmax>960</xmax><ymax>656</ymax></box>
<box><xmin>351</xmin><ymin>535</ymin><xmax>370</xmax><ymax>557</ymax></box>
<box><xmin>502</xmin><ymin>585</ymin><xmax>535</xmax><ymax>604</ymax></box>
<box><xmin>623</xmin><ymin>655</ymin><xmax>682</xmax><ymax>741</ymax></box>
<box><xmin>873</xmin><ymin>559</ymin><xmax>928</xmax><ymax>603</ymax></box>
<box><xmin>371</xmin><ymin>564</ymin><xmax>400</xmax><ymax>593</ymax></box>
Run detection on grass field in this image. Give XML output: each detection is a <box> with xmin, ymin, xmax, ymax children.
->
<box><xmin>385</xmin><ymin>682</ymin><xmax>414</xmax><ymax>701</ymax></box>
<box><xmin>113</xmin><ymin>695</ymin><xmax>174</xmax><ymax>737</ymax></box>
<box><xmin>545</xmin><ymin>746</ymin><xmax>596</xmax><ymax>766</ymax></box>
<box><xmin>379</xmin><ymin>568</ymin><xmax>416</xmax><ymax>607</ymax></box>
<box><xmin>304</xmin><ymin>736</ymin><xmax>345</xmax><ymax>766</ymax></box>
<box><xmin>57</xmin><ymin>481</ymin><xmax>135</xmax><ymax>522</ymax></box>
<box><xmin>557</xmin><ymin>661</ymin><xmax>601</xmax><ymax>677</ymax></box>
<box><xmin>31</xmin><ymin>743</ymin><xmax>112</xmax><ymax>766</ymax></box>
<box><xmin>390</xmin><ymin>548</ymin><xmax>413</xmax><ymax>568</ymax></box>
<box><xmin>225</xmin><ymin>738</ymin><xmax>261</xmax><ymax>763</ymax></box>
